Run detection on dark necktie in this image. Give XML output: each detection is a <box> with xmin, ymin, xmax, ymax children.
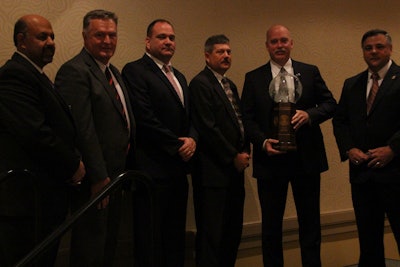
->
<box><xmin>163</xmin><ymin>64</ymin><xmax>184</xmax><ymax>105</ymax></box>
<box><xmin>367</xmin><ymin>72</ymin><xmax>380</xmax><ymax>114</ymax></box>
<box><xmin>222</xmin><ymin>78</ymin><xmax>244</xmax><ymax>138</ymax></box>
<box><xmin>105</xmin><ymin>67</ymin><xmax>128</xmax><ymax>126</ymax></box>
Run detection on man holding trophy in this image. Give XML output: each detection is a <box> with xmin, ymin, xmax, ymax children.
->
<box><xmin>241</xmin><ymin>24</ymin><xmax>336</xmax><ymax>267</ymax></box>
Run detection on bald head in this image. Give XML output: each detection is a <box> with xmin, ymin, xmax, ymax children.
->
<box><xmin>14</xmin><ymin>14</ymin><xmax>55</xmax><ymax>68</ymax></box>
<box><xmin>265</xmin><ymin>24</ymin><xmax>293</xmax><ymax>66</ymax></box>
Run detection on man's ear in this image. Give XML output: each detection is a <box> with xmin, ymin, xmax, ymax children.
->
<box><xmin>16</xmin><ymin>32</ymin><xmax>26</xmax><ymax>50</ymax></box>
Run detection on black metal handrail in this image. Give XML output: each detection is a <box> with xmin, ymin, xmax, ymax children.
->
<box><xmin>13</xmin><ymin>170</ymin><xmax>153</xmax><ymax>267</ymax></box>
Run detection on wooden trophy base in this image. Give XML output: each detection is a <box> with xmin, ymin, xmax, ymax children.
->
<box><xmin>272</xmin><ymin>102</ymin><xmax>297</xmax><ymax>151</ymax></box>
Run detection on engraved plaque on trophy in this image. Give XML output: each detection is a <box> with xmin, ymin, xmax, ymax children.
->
<box><xmin>269</xmin><ymin>69</ymin><xmax>302</xmax><ymax>151</ymax></box>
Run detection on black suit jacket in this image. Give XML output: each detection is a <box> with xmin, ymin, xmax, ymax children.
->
<box><xmin>0</xmin><ymin>53</ymin><xmax>81</xmax><ymax>216</ymax></box>
<box><xmin>189</xmin><ymin>67</ymin><xmax>250</xmax><ymax>187</ymax></box>
<box><xmin>55</xmin><ymin>48</ymin><xmax>135</xmax><ymax>184</ymax></box>
<box><xmin>242</xmin><ymin>60</ymin><xmax>336</xmax><ymax>179</ymax></box>
<box><xmin>122</xmin><ymin>54</ymin><xmax>197</xmax><ymax>179</ymax></box>
<box><xmin>333</xmin><ymin>62</ymin><xmax>400</xmax><ymax>184</ymax></box>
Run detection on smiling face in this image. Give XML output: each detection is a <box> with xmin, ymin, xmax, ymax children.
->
<box><xmin>145</xmin><ymin>21</ymin><xmax>176</xmax><ymax>64</ymax></box>
<box><xmin>266</xmin><ymin>25</ymin><xmax>293</xmax><ymax>66</ymax></box>
<box><xmin>17</xmin><ymin>15</ymin><xmax>55</xmax><ymax>68</ymax></box>
<box><xmin>83</xmin><ymin>18</ymin><xmax>117</xmax><ymax>65</ymax></box>
<box><xmin>205</xmin><ymin>43</ymin><xmax>231</xmax><ymax>75</ymax></box>
<box><xmin>362</xmin><ymin>33</ymin><xmax>392</xmax><ymax>72</ymax></box>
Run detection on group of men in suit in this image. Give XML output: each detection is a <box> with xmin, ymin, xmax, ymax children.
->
<box><xmin>0</xmin><ymin>9</ymin><xmax>399</xmax><ymax>267</ymax></box>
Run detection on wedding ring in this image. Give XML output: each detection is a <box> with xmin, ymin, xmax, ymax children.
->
<box><xmin>376</xmin><ymin>161</ymin><xmax>381</xmax><ymax>166</ymax></box>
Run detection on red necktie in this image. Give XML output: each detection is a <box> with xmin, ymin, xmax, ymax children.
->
<box><xmin>105</xmin><ymin>67</ymin><xmax>128</xmax><ymax>126</ymax></box>
<box><xmin>367</xmin><ymin>72</ymin><xmax>379</xmax><ymax>114</ymax></box>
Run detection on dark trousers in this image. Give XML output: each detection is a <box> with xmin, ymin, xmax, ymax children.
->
<box><xmin>257</xmin><ymin>173</ymin><xmax>321</xmax><ymax>267</ymax></box>
<box><xmin>133</xmin><ymin>175</ymin><xmax>188</xmax><ymax>267</ymax></box>
<box><xmin>69</xmin><ymin>186</ymin><xmax>122</xmax><ymax>267</ymax></box>
<box><xmin>351</xmin><ymin>181</ymin><xmax>400</xmax><ymax>267</ymax></box>
<box><xmin>192</xmin><ymin>174</ymin><xmax>245</xmax><ymax>267</ymax></box>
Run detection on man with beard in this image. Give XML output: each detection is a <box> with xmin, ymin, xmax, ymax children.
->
<box><xmin>189</xmin><ymin>34</ymin><xmax>250</xmax><ymax>267</ymax></box>
<box><xmin>55</xmin><ymin>10</ymin><xmax>135</xmax><ymax>267</ymax></box>
<box><xmin>0</xmin><ymin>14</ymin><xmax>85</xmax><ymax>266</ymax></box>
<box><xmin>241</xmin><ymin>25</ymin><xmax>336</xmax><ymax>267</ymax></box>
<box><xmin>122</xmin><ymin>19</ymin><xmax>197</xmax><ymax>267</ymax></box>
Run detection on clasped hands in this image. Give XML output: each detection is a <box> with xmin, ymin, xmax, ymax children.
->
<box><xmin>348</xmin><ymin>146</ymin><xmax>394</xmax><ymax>169</ymax></box>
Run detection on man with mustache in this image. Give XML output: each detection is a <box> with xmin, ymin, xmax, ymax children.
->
<box><xmin>333</xmin><ymin>29</ymin><xmax>400</xmax><ymax>267</ymax></box>
<box><xmin>55</xmin><ymin>9</ymin><xmax>135</xmax><ymax>267</ymax></box>
<box><xmin>0</xmin><ymin>14</ymin><xmax>85</xmax><ymax>266</ymax></box>
<box><xmin>189</xmin><ymin>34</ymin><xmax>250</xmax><ymax>267</ymax></box>
<box><xmin>241</xmin><ymin>24</ymin><xmax>336</xmax><ymax>267</ymax></box>
<box><xmin>122</xmin><ymin>19</ymin><xmax>197</xmax><ymax>267</ymax></box>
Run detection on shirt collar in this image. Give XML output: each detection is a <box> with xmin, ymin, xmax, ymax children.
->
<box><xmin>369</xmin><ymin>60</ymin><xmax>392</xmax><ymax>80</ymax></box>
<box><xmin>270</xmin><ymin>58</ymin><xmax>293</xmax><ymax>76</ymax></box>
<box><xmin>146</xmin><ymin>52</ymin><xmax>172</xmax><ymax>71</ymax></box>
<box><xmin>207</xmin><ymin>65</ymin><xmax>225</xmax><ymax>83</ymax></box>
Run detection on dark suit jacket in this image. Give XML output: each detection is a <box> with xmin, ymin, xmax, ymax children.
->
<box><xmin>0</xmin><ymin>53</ymin><xmax>80</xmax><ymax>216</ymax></box>
<box><xmin>242</xmin><ymin>60</ymin><xmax>336</xmax><ymax>179</ymax></box>
<box><xmin>122</xmin><ymin>54</ymin><xmax>197</xmax><ymax>179</ymax></box>
<box><xmin>189</xmin><ymin>67</ymin><xmax>250</xmax><ymax>187</ymax></box>
<box><xmin>333</xmin><ymin>62</ymin><xmax>400</xmax><ymax>184</ymax></box>
<box><xmin>55</xmin><ymin>48</ymin><xmax>135</xmax><ymax>184</ymax></box>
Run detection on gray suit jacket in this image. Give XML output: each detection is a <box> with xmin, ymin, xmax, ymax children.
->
<box><xmin>55</xmin><ymin>48</ymin><xmax>135</xmax><ymax>184</ymax></box>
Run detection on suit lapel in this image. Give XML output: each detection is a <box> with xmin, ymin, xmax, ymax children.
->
<box><xmin>369</xmin><ymin>64</ymin><xmax>400</xmax><ymax>115</ymax></box>
<box><xmin>263</xmin><ymin>63</ymin><xmax>274</xmax><ymax>103</ymax></box>
<box><xmin>204</xmin><ymin>68</ymin><xmax>241</xmax><ymax>131</ymax></box>
<box><xmin>143</xmin><ymin>54</ymin><xmax>184</xmax><ymax>107</ymax></box>
<box><xmin>13</xmin><ymin>53</ymin><xmax>73</xmax><ymax>119</ymax></box>
<box><xmin>82</xmin><ymin>50</ymin><xmax>127</xmax><ymax>123</ymax></box>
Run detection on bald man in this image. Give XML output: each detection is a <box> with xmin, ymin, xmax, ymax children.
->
<box><xmin>0</xmin><ymin>14</ymin><xmax>85</xmax><ymax>266</ymax></box>
<box><xmin>241</xmin><ymin>25</ymin><xmax>336</xmax><ymax>267</ymax></box>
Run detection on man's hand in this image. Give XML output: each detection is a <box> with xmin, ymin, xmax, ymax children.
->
<box><xmin>178</xmin><ymin>137</ymin><xmax>196</xmax><ymax>162</ymax></box>
<box><xmin>264</xmin><ymin>138</ymin><xmax>285</xmax><ymax>156</ymax></box>
<box><xmin>69</xmin><ymin>160</ymin><xmax>85</xmax><ymax>186</ymax></box>
<box><xmin>291</xmin><ymin>110</ymin><xmax>310</xmax><ymax>130</ymax></box>
<box><xmin>234</xmin><ymin>152</ymin><xmax>251</xmax><ymax>172</ymax></box>
<box><xmin>367</xmin><ymin>146</ymin><xmax>395</xmax><ymax>169</ymax></box>
<box><xmin>91</xmin><ymin>177</ymin><xmax>111</xmax><ymax>209</ymax></box>
<box><xmin>347</xmin><ymin>148</ymin><xmax>370</xmax><ymax>166</ymax></box>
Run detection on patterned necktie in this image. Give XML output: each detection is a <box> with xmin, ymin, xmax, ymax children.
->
<box><xmin>279</xmin><ymin>67</ymin><xmax>289</xmax><ymax>101</ymax></box>
<box><xmin>163</xmin><ymin>64</ymin><xmax>184</xmax><ymax>105</ymax></box>
<box><xmin>367</xmin><ymin>72</ymin><xmax>380</xmax><ymax>114</ymax></box>
<box><xmin>222</xmin><ymin>78</ymin><xmax>244</xmax><ymax>138</ymax></box>
<box><xmin>105</xmin><ymin>67</ymin><xmax>128</xmax><ymax>126</ymax></box>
